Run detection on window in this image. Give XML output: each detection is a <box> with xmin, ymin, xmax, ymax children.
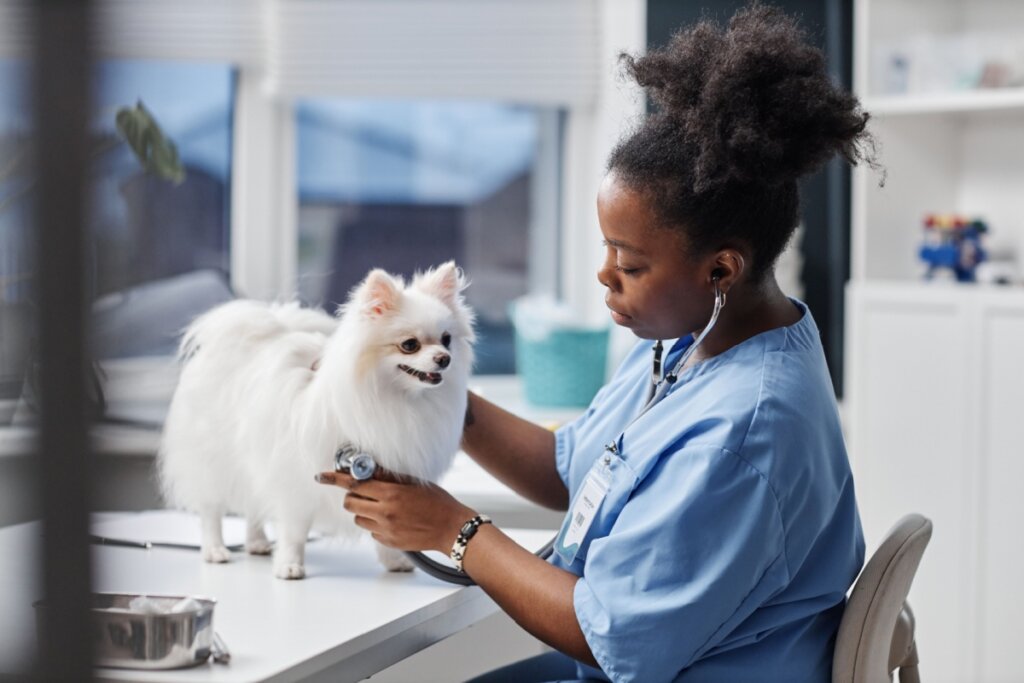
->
<box><xmin>296</xmin><ymin>99</ymin><xmax>563</xmax><ymax>374</ymax></box>
<box><xmin>89</xmin><ymin>60</ymin><xmax>235</xmax><ymax>360</ymax></box>
<box><xmin>0</xmin><ymin>57</ymin><xmax>30</xmax><ymax>428</ymax></box>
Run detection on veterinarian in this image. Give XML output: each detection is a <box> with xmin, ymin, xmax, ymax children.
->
<box><xmin>316</xmin><ymin>5</ymin><xmax>871</xmax><ymax>681</ymax></box>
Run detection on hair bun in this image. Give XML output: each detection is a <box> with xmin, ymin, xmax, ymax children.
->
<box><xmin>622</xmin><ymin>3</ymin><xmax>873</xmax><ymax>193</ymax></box>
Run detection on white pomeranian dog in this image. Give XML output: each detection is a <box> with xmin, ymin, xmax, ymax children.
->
<box><xmin>158</xmin><ymin>262</ymin><xmax>474</xmax><ymax>579</ymax></box>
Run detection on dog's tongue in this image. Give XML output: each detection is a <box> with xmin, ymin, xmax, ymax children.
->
<box><xmin>425</xmin><ymin>372</ymin><xmax>442</xmax><ymax>385</ymax></box>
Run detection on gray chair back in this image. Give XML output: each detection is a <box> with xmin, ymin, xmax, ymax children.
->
<box><xmin>833</xmin><ymin>514</ymin><xmax>933</xmax><ymax>683</ymax></box>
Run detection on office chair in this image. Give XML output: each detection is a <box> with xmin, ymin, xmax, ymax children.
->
<box><xmin>833</xmin><ymin>513</ymin><xmax>933</xmax><ymax>683</ymax></box>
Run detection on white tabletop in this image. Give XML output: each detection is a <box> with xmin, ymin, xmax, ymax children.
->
<box><xmin>0</xmin><ymin>515</ymin><xmax>553</xmax><ymax>683</ymax></box>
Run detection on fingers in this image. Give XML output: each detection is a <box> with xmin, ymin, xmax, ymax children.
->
<box><xmin>353</xmin><ymin>515</ymin><xmax>395</xmax><ymax>548</ymax></box>
<box><xmin>314</xmin><ymin>468</ymin><xmax>407</xmax><ymax>492</ymax></box>
<box><xmin>314</xmin><ymin>471</ymin><xmax>349</xmax><ymax>487</ymax></box>
<box><xmin>314</xmin><ymin>471</ymin><xmax>384</xmax><ymax>499</ymax></box>
<box><xmin>352</xmin><ymin>514</ymin><xmax>381</xmax><ymax>534</ymax></box>
<box><xmin>342</xmin><ymin>492</ymin><xmax>377</xmax><ymax>516</ymax></box>
<box><xmin>341</xmin><ymin>493</ymin><xmax>389</xmax><ymax>540</ymax></box>
<box><xmin>368</xmin><ymin>466</ymin><xmax>405</xmax><ymax>484</ymax></box>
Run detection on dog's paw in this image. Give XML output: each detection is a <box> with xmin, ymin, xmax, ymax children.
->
<box><xmin>384</xmin><ymin>556</ymin><xmax>415</xmax><ymax>573</ymax></box>
<box><xmin>376</xmin><ymin>546</ymin><xmax>415</xmax><ymax>572</ymax></box>
<box><xmin>273</xmin><ymin>562</ymin><xmax>306</xmax><ymax>580</ymax></box>
<box><xmin>202</xmin><ymin>545</ymin><xmax>232</xmax><ymax>563</ymax></box>
<box><xmin>246</xmin><ymin>539</ymin><xmax>274</xmax><ymax>555</ymax></box>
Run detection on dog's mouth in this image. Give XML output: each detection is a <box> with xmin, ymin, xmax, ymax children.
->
<box><xmin>398</xmin><ymin>364</ymin><xmax>443</xmax><ymax>385</ymax></box>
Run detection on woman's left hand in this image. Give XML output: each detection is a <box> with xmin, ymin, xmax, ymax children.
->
<box><xmin>314</xmin><ymin>470</ymin><xmax>476</xmax><ymax>553</ymax></box>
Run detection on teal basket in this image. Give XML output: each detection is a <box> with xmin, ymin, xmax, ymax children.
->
<box><xmin>515</xmin><ymin>327</ymin><xmax>609</xmax><ymax>408</ymax></box>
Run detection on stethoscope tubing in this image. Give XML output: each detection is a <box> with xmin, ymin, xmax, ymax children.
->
<box><xmin>403</xmin><ymin>541</ymin><xmax>555</xmax><ymax>586</ymax></box>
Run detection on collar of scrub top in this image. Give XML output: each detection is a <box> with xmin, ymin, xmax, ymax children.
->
<box><xmin>606</xmin><ymin>277</ymin><xmax>727</xmax><ymax>456</ymax></box>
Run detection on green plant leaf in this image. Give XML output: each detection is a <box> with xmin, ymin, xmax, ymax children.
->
<box><xmin>115</xmin><ymin>101</ymin><xmax>186</xmax><ymax>185</ymax></box>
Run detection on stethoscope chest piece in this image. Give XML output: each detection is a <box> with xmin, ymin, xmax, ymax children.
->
<box><xmin>334</xmin><ymin>445</ymin><xmax>378</xmax><ymax>481</ymax></box>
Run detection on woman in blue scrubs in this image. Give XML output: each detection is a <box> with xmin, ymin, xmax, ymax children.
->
<box><xmin>317</xmin><ymin>5</ymin><xmax>876</xmax><ymax>681</ymax></box>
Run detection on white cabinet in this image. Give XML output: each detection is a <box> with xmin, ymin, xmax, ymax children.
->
<box><xmin>844</xmin><ymin>283</ymin><xmax>1024</xmax><ymax>682</ymax></box>
<box><xmin>847</xmin><ymin>1</ymin><xmax>1024</xmax><ymax>681</ymax></box>
<box><xmin>977</xmin><ymin>302</ymin><xmax>1024</xmax><ymax>682</ymax></box>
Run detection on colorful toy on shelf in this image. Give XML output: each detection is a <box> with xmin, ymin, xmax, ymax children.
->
<box><xmin>919</xmin><ymin>213</ymin><xmax>988</xmax><ymax>282</ymax></box>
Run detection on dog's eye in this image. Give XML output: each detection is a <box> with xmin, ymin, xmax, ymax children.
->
<box><xmin>441</xmin><ymin>332</ymin><xmax>451</xmax><ymax>348</ymax></box>
<box><xmin>399</xmin><ymin>338</ymin><xmax>420</xmax><ymax>353</ymax></box>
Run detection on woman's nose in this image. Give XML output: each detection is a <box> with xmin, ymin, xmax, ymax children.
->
<box><xmin>597</xmin><ymin>262</ymin><xmax>620</xmax><ymax>292</ymax></box>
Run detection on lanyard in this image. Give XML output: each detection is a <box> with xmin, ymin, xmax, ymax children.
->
<box><xmin>607</xmin><ymin>279</ymin><xmax>727</xmax><ymax>455</ymax></box>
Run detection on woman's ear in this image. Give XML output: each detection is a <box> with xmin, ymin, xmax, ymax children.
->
<box><xmin>708</xmin><ymin>250</ymin><xmax>745</xmax><ymax>292</ymax></box>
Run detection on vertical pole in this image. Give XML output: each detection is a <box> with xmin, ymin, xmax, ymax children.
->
<box><xmin>32</xmin><ymin>0</ymin><xmax>94</xmax><ymax>679</ymax></box>
<box><xmin>825</xmin><ymin>0</ymin><xmax>854</xmax><ymax>397</ymax></box>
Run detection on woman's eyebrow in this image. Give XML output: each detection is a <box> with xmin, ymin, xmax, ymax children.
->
<box><xmin>602</xmin><ymin>238</ymin><xmax>646</xmax><ymax>256</ymax></box>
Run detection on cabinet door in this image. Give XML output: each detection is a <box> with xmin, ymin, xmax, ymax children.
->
<box><xmin>978</xmin><ymin>305</ymin><xmax>1024</xmax><ymax>682</ymax></box>
<box><xmin>846</xmin><ymin>287</ymin><xmax>977</xmax><ymax>682</ymax></box>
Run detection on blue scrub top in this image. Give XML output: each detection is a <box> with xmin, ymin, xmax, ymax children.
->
<box><xmin>551</xmin><ymin>300</ymin><xmax>864</xmax><ymax>683</ymax></box>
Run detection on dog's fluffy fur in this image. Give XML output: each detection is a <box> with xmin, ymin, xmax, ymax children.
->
<box><xmin>158</xmin><ymin>263</ymin><xmax>474</xmax><ymax>579</ymax></box>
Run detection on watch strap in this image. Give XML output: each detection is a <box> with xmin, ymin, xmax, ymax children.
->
<box><xmin>450</xmin><ymin>514</ymin><xmax>492</xmax><ymax>573</ymax></box>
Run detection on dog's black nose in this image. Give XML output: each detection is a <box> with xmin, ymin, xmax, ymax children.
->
<box><xmin>435</xmin><ymin>353</ymin><xmax>450</xmax><ymax>369</ymax></box>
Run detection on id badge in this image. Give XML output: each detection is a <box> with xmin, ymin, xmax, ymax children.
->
<box><xmin>555</xmin><ymin>461</ymin><xmax>611</xmax><ymax>564</ymax></box>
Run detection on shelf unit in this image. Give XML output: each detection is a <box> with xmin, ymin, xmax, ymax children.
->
<box><xmin>864</xmin><ymin>87</ymin><xmax>1024</xmax><ymax>116</ymax></box>
<box><xmin>847</xmin><ymin>2</ymin><xmax>1024</xmax><ymax>682</ymax></box>
<box><xmin>852</xmin><ymin>0</ymin><xmax>1024</xmax><ymax>283</ymax></box>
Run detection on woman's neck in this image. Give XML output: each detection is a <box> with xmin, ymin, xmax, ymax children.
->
<box><xmin>687</xmin><ymin>276</ymin><xmax>800</xmax><ymax>366</ymax></box>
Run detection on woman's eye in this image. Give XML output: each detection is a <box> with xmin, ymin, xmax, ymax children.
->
<box><xmin>441</xmin><ymin>332</ymin><xmax>451</xmax><ymax>348</ymax></box>
<box><xmin>616</xmin><ymin>266</ymin><xmax>641</xmax><ymax>276</ymax></box>
<box><xmin>400</xmin><ymin>338</ymin><xmax>421</xmax><ymax>353</ymax></box>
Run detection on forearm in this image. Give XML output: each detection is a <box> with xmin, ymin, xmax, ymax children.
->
<box><xmin>462</xmin><ymin>392</ymin><xmax>568</xmax><ymax>510</ymax></box>
<box><xmin>461</xmin><ymin>524</ymin><xmax>597</xmax><ymax>669</ymax></box>
<box><xmin>320</xmin><ymin>469</ymin><xmax>592</xmax><ymax>665</ymax></box>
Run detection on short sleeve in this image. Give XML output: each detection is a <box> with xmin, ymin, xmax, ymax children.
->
<box><xmin>553</xmin><ymin>380</ymin><xmax>616</xmax><ymax>488</ymax></box>
<box><xmin>554</xmin><ymin>338</ymin><xmax>654</xmax><ymax>489</ymax></box>
<box><xmin>573</xmin><ymin>445</ymin><xmax>788</xmax><ymax>683</ymax></box>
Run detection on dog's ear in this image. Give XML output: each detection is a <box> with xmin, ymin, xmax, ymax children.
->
<box><xmin>414</xmin><ymin>261</ymin><xmax>466</xmax><ymax>308</ymax></box>
<box><xmin>356</xmin><ymin>269</ymin><xmax>402</xmax><ymax>318</ymax></box>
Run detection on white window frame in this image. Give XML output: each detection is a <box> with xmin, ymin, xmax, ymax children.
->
<box><xmin>1</xmin><ymin>0</ymin><xmax>647</xmax><ymax>326</ymax></box>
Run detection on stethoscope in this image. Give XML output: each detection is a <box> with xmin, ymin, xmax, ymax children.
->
<box><xmin>334</xmin><ymin>447</ymin><xmax>522</xmax><ymax>585</ymax></box>
<box><xmin>337</xmin><ymin>276</ymin><xmax>727</xmax><ymax>586</ymax></box>
<box><xmin>645</xmin><ymin>275</ymin><xmax>726</xmax><ymax>407</ymax></box>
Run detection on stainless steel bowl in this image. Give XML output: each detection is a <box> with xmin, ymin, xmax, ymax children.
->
<box><xmin>34</xmin><ymin>593</ymin><xmax>217</xmax><ymax>669</ymax></box>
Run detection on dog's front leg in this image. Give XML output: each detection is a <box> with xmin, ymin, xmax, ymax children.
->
<box><xmin>273</xmin><ymin>518</ymin><xmax>311</xmax><ymax>580</ymax></box>
<box><xmin>200</xmin><ymin>511</ymin><xmax>231</xmax><ymax>563</ymax></box>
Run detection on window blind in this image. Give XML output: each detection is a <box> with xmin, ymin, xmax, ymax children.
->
<box><xmin>265</xmin><ymin>0</ymin><xmax>601</xmax><ymax>106</ymax></box>
<box><xmin>2</xmin><ymin>0</ymin><xmax>602</xmax><ymax>107</ymax></box>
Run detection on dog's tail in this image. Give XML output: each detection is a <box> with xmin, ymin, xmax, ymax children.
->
<box><xmin>179</xmin><ymin>300</ymin><xmax>338</xmax><ymax>363</ymax></box>
<box><xmin>179</xmin><ymin>300</ymin><xmax>277</xmax><ymax>363</ymax></box>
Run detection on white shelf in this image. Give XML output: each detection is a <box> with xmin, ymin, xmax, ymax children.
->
<box><xmin>865</xmin><ymin>88</ymin><xmax>1024</xmax><ymax>117</ymax></box>
<box><xmin>849</xmin><ymin>278</ymin><xmax>1024</xmax><ymax>301</ymax></box>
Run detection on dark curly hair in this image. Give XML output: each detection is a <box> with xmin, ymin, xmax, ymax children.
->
<box><xmin>608</xmin><ymin>2</ymin><xmax>877</xmax><ymax>279</ymax></box>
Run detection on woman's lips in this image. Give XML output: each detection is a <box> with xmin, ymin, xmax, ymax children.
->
<box><xmin>608</xmin><ymin>307</ymin><xmax>632</xmax><ymax>326</ymax></box>
<box><xmin>605</xmin><ymin>294</ymin><xmax>633</xmax><ymax>325</ymax></box>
